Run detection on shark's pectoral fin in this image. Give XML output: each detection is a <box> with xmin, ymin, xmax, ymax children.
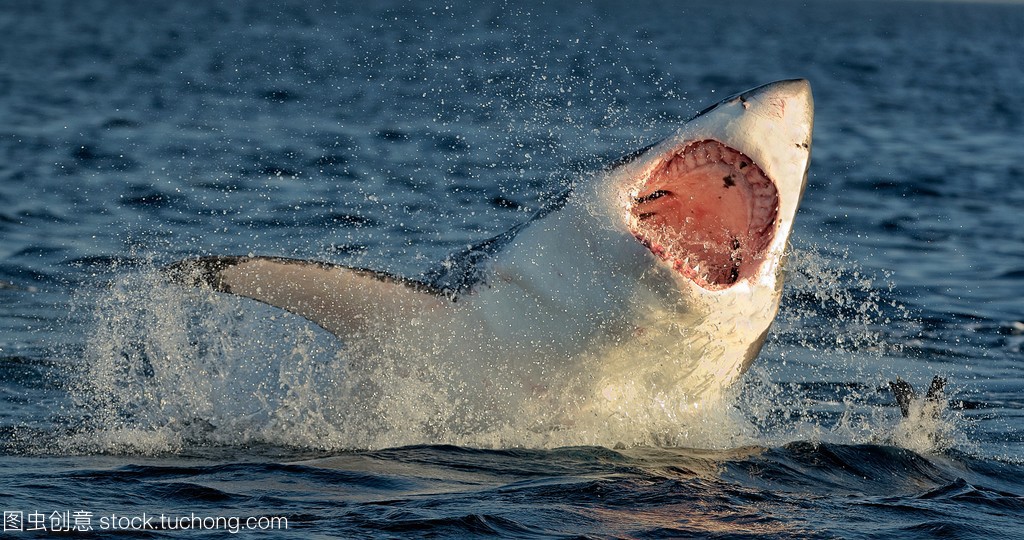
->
<box><xmin>165</xmin><ymin>256</ymin><xmax>450</xmax><ymax>338</ymax></box>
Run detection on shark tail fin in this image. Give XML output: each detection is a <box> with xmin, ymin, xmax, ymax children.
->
<box><xmin>888</xmin><ymin>376</ymin><xmax>947</xmax><ymax>419</ymax></box>
<box><xmin>165</xmin><ymin>256</ymin><xmax>449</xmax><ymax>338</ymax></box>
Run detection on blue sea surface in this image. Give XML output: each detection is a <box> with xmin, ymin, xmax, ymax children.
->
<box><xmin>2</xmin><ymin>0</ymin><xmax>1023</xmax><ymax>537</ymax></box>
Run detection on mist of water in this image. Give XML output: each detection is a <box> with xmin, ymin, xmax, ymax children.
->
<box><xmin>54</xmin><ymin>240</ymin><xmax>965</xmax><ymax>456</ymax></box>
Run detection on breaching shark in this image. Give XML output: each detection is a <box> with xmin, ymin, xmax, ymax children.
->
<box><xmin>168</xmin><ymin>79</ymin><xmax>814</xmax><ymax>421</ymax></box>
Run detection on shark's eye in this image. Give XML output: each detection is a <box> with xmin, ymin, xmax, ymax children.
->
<box><xmin>629</xmin><ymin>140</ymin><xmax>778</xmax><ymax>289</ymax></box>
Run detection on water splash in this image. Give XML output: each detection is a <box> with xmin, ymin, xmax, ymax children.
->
<box><xmin>58</xmin><ymin>239</ymin><xmax>968</xmax><ymax>456</ymax></box>
<box><xmin>66</xmin><ymin>265</ymin><xmax>345</xmax><ymax>453</ymax></box>
<box><xmin>62</xmin><ymin>260</ymin><xmax>766</xmax><ymax>453</ymax></box>
<box><xmin>742</xmin><ymin>240</ymin><xmax>967</xmax><ymax>455</ymax></box>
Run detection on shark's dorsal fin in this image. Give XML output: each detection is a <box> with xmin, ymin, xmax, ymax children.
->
<box><xmin>166</xmin><ymin>256</ymin><xmax>450</xmax><ymax>338</ymax></box>
<box><xmin>421</xmin><ymin>186</ymin><xmax>574</xmax><ymax>295</ymax></box>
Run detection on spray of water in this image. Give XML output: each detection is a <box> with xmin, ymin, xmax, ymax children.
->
<box><xmin>62</xmin><ymin>261</ymin><xmax>749</xmax><ymax>452</ymax></box>
<box><xmin>741</xmin><ymin>240</ymin><xmax>965</xmax><ymax>454</ymax></box>
<box><xmin>59</xmin><ymin>239</ymin><xmax>965</xmax><ymax>455</ymax></box>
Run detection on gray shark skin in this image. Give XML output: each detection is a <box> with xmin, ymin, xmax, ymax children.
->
<box><xmin>167</xmin><ymin>79</ymin><xmax>814</xmax><ymax>418</ymax></box>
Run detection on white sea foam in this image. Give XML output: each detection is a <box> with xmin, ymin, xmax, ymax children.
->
<box><xmin>64</xmin><ymin>243</ymin><xmax>963</xmax><ymax>455</ymax></box>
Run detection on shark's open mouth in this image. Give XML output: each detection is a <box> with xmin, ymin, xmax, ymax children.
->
<box><xmin>629</xmin><ymin>139</ymin><xmax>779</xmax><ymax>290</ymax></box>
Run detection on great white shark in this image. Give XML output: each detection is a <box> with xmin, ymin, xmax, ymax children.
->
<box><xmin>168</xmin><ymin>79</ymin><xmax>814</xmax><ymax>423</ymax></box>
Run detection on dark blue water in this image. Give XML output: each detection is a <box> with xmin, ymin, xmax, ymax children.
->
<box><xmin>3</xmin><ymin>0</ymin><xmax>1023</xmax><ymax>537</ymax></box>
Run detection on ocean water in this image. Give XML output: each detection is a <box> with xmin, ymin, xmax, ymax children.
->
<box><xmin>2</xmin><ymin>0</ymin><xmax>1024</xmax><ymax>537</ymax></box>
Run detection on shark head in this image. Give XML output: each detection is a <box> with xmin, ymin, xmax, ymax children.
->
<box><xmin>569</xmin><ymin>79</ymin><xmax>814</xmax><ymax>399</ymax></box>
<box><xmin>617</xmin><ymin>79</ymin><xmax>812</xmax><ymax>295</ymax></box>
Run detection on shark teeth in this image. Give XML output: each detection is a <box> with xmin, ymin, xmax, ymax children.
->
<box><xmin>628</xmin><ymin>140</ymin><xmax>779</xmax><ymax>290</ymax></box>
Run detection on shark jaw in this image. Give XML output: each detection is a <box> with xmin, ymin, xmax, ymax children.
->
<box><xmin>629</xmin><ymin>139</ymin><xmax>779</xmax><ymax>290</ymax></box>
